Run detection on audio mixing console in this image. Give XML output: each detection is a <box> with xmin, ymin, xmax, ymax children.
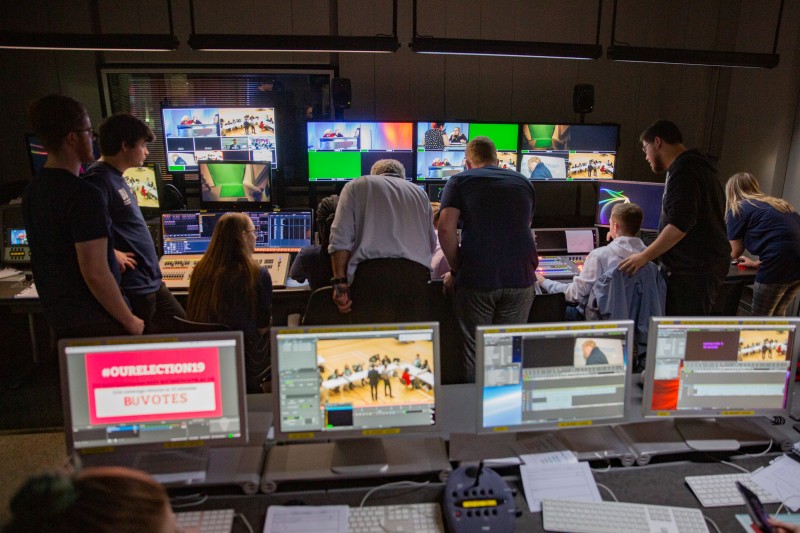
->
<box><xmin>536</xmin><ymin>255</ymin><xmax>586</xmax><ymax>279</ymax></box>
<box><xmin>159</xmin><ymin>252</ymin><xmax>290</xmax><ymax>290</ymax></box>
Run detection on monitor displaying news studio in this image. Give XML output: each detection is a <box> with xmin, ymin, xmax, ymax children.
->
<box><xmin>121</xmin><ymin>163</ymin><xmax>165</xmax><ymax>217</ymax></box>
<box><xmin>476</xmin><ymin>321</ymin><xmax>633</xmax><ymax>433</ymax></box>
<box><xmin>59</xmin><ymin>331</ymin><xmax>248</xmax><ymax>453</ymax></box>
<box><xmin>306</xmin><ymin>121</ymin><xmax>414</xmax><ymax>182</ymax></box>
<box><xmin>519</xmin><ymin>123</ymin><xmax>619</xmax><ymax>180</ymax></box>
<box><xmin>198</xmin><ymin>161</ymin><xmax>271</xmax><ymax>210</ymax></box>
<box><xmin>595</xmin><ymin>180</ymin><xmax>666</xmax><ymax>232</ymax></box>
<box><xmin>416</xmin><ymin>122</ymin><xmax>519</xmax><ymax>181</ymax></box>
<box><xmin>161</xmin><ymin>106</ymin><xmax>277</xmax><ymax>173</ymax></box>
<box><xmin>272</xmin><ymin>323</ymin><xmax>440</xmax><ymax>472</ymax></box>
<box><xmin>642</xmin><ymin>317</ymin><xmax>800</xmax><ymax>419</ymax></box>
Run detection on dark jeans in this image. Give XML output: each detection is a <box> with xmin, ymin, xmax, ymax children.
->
<box><xmin>349</xmin><ymin>258</ymin><xmax>431</xmax><ymax>324</ymax></box>
<box><xmin>665</xmin><ymin>269</ymin><xmax>726</xmax><ymax>316</ymax></box>
<box><xmin>129</xmin><ymin>282</ymin><xmax>186</xmax><ymax>333</ymax></box>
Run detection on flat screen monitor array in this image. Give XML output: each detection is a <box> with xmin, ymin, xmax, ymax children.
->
<box><xmin>162</xmin><ymin>106</ymin><xmax>277</xmax><ymax>173</ymax></box>
<box><xmin>121</xmin><ymin>163</ymin><xmax>165</xmax><ymax>216</ymax></box>
<box><xmin>161</xmin><ymin>209</ymin><xmax>313</xmax><ymax>255</ymax></box>
<box><xmin>59</xmin><ymin>332</ymin><xmax>248</xmax><ymax>452</ymax></box>
<box><xmin>306</xmin><ymin>121</ymin><xmax>620</xmax><ymax>182</ymax></box>
<box><xmin>595</xmin><ymin>180</ymin><xmax>666</xmax><ymax>232</ymax></box>
<box><xmin>198</xmin><ymin>161</ymin><xmax>271</xmax><ymax>209</ymax></box>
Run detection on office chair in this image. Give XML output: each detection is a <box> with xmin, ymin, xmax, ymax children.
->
<box><xmin>162</xmin><ymin>183</ymin><xmax>186</xmax><ymax>210</ymax></box>
<box><xmin>528</xmin><ymin>292</ymin><xmax>566</xmax><ymax>323</ymax></box>
<box><xmin>172</xmin><ymin>315</ymin><xmax>230</xmax><ymax>333</ymax></box>
<box><xmin>299</xmin><ymin>286</ymin><xmax>352</xmax><ymax>326</ymax></box>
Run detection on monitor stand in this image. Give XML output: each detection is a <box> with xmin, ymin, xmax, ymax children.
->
<box><xmin>330</xmin><ymin>438</ymin><xmax>389</xmax><ymax>475</ymax></box>
<box><xmin>674</xmin><ymin>418</ymin><xmax>741</xmax><ymax>451</ymax></box>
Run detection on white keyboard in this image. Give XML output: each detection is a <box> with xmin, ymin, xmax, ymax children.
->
<box><xmin>175</xmin><ymin>509</ymin><xmax>235</xmax><ymax>533</ymax></box>
<box><xmin>685</xmin><ymin>472</ymin><xmax>781</xmax><ymax>508</ymax></box>
<box><xmin>542</xmin><ymin>499</ymin><xmax>709</xmax><ymax>533</ymax></box>
<box><xmin>349</xmin><ymin>503</ymin><xmax>444</xmax><ymax>533</ymax></box>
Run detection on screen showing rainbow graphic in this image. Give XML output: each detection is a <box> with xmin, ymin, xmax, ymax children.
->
<box><xmin>595</xmin><ymin>180</ymin><xmax>665</xmax><ymax>231</ymax></box>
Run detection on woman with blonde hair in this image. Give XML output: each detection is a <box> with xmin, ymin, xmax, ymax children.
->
<box><xmin>187</xmin><ymin>212</ymin><xmax>272</xmax><ymax>392</ymax></box>
<box><xmin>725</xmin><ymin>172</ymin><xmax>800</xmax><ymax>316</ymax></box>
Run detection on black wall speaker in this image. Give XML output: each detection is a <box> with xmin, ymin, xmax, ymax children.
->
<box><xmin>331</xmin><ymin>78</ymin><xmax>352</xmax><ymax>109</ymax></box>
<box><xmin>573</xmin><ymin>84</ymin><xmax>594</xmax><ymax>114</ymax></box>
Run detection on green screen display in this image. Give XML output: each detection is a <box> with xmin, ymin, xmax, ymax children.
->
<box><xmin>308</xmin><ymin>151</ymin><xmax>362</xmax><ymax>181</ymax></box>
<box><xmin>469</xmin><ymin>123</ymin><xmax>519</xmax><ymax>151</ymax></box>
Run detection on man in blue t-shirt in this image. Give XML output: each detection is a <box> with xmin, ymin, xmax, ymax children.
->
<box><xmin>439</xmin><ymin>137</ymin><xmax>538</xmax><ymax>382</ymax></box>
<box><xmin>84</xmin><ymin>113</ymin><xmax>185</xmax><ymax>333</ymax></box>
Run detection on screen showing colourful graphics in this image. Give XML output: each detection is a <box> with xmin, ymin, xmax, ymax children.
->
<box><xmin>10</xmin><ymin>229</ymin><xmax>27</xmax><ymax>245</ymax></box>
<box><xmin>198</xmin><ymin>162</ymin><xmax>270</xmax><ymax>208</ymax></box>
<box><xmin>59</xmin><ymin>332</ymin><xmax>247</xmax><ymax>450</ymax></box>
<box><xmin>476</xmin><ymin>321</ymin><xmax>633</xmax><ymax>433</ymax></box>
<box><xmin>162</xmin><ymin>106</ymin><xmax>277</xmax><ymax>173</ymax></box>
<box><xmin>595</xmin><ymin>180</ymin><xmax>665</xmax><ymax>231</ymax></box>
<box><xmin>307</xmin><ymin>121</ymin><xmax>413</xmax><ymax>182</ymax></box>
<box><xmin>416</xmin><ymin>122</ymin><xmax>519</xmax><ymax>180</ymax></box>
<box><xmin>520</xmin><ymin>123</ymin><xmax>619</xmax><ymax>180</ymax></box>
<box><xmin>122</xmin><ymin>163</ymin><xmax>164</xmax><ymax>216</ymax></box>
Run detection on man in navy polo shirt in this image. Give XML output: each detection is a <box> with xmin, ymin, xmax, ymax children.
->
<box><xmin>84</xmin><ymin>113</ymin><xmax>185</xmax><ymax>333</ymax></box>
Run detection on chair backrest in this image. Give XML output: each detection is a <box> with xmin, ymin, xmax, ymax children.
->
<box><xmin>528</xmin><ymin>292</ymin><xmax>566</xmax><ymax>323</ymax></box>
<box><xmin>172</xmin><ymin>315</ymin><xmax>230</xmax><ymax>333</ymax></box>
<box><xmin>302</xmin><ymin>286</ymin><xmax>352</xmax><ymax>325</ymax></box>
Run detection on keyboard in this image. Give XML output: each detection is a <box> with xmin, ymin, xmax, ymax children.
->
<box><xmin>685</xmin><ymin>472</ymin><xmax>780</xmax><ymax>508</ymax></box>
<box><xmin>349</xmin><ymin>503</ymin><xmax>444</xmax><ymax>533</ymax></box>
<box><xmin>542</xmin><ymin>499</ymin><xmax>709</xmax><ymax>533</ymax></box>
<box><xmin>174</xmin><ymin>508</ymin><xmax>235</xmax><ymax>533</ymax></box>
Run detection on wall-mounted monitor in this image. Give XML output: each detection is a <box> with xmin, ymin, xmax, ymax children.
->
<box><xmin>306</xmin><ymin>121</ymin><xmax>413</xmax><ymax>182</ymax></box>
<box><xmin>520</xmin><ymin>123</ymin><xmax>619</xmax><ymax>180</ymax></box>
<box><xmin>416</xmin><ymin>122</ymin><xmax>519</xmax><ymax>181</ymax></box>
<box><xmin>25</xmin><ymin>133</ymin><xmax>100</xmax><ymax>176</ymax></box>
<box><xmin>122</xmin><ymin>163</ymin><xmax>164</xmax><ymax>217</ymax></box>
<box><xmin>595</xmin><ymin>180</ymin><xmax>665</xmax><ymax>231</ymax></box>
<box><xmin>198</xmin><ymin>161</ymin><xmax>271</xmax><ymax>210</ymax></box>
<box><xmin>161</xmin><ymin>106</ymin><xmax>277</xmax><ymax>173</ymax></box>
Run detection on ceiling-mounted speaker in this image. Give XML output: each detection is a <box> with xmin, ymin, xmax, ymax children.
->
<box><xmin>573</xmin><ymin>84</ymin><xmax>594</xmax><ymax>114</ymax></box>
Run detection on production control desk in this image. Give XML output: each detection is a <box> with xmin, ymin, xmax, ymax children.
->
<box><xmin>536</xmin><ymin>255</ymin><xmax>586</xmax><ymax>280</ymax></box>
<box><xmin>160</xmin><ymin>252</ymin><xmax>291</xmax><ymax>290</ymax></box>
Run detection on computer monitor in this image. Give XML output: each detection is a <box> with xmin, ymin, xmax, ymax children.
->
<box><xmin>416</xmin><ymin>122</ymin><xmax>519</xmax><ymax>180</ymax></box>
<box><xmin>642</xmin><ymin>317</ymin><xmax>799</xmax><ymax>419</ymax></box>
<box><xmin>306</xmin><ymin>121</ymin><xmax>414</xmax><ymax>182</ymax></box>
<box><xmin>59</xmin><ymin>331</ymin><xmax>248</xmax><ymax>454</ymax></box>
<box><xmin>122</xmin><ymin>163</ymin><xmax>165</xmax><ymax>217</ymax></box>
<box><xmin>161</xmin><ymin>106</ymin><xmax>277</xmax><ymax>173</ymax></box>
<box><xmin>251</xmin><ymin>209</ymin><xmax>313</xmax><ymax>253</ymax></box>
<box><xmin>476</xmin><ymin>321</ymin><xmax>634</xmax><ymax>433</ymax></box>
<box><xmin>161</xmin><ymin>211</ymin><xmax>222</xmax><ymax>255</ymax></box>
<box><xmin>25</xmin><ymin>133</ymin><xmax>101</xmax><ymax>176</ymax></box>
<box><xmin>272</xmin><ymin>323</ymin><xmax>440</xmax><ymax>473</ymax></box>
<box><xmin>595</xmin><ymin>180</ymin><xmax>665</xmax><ymax>231</ymax></box>
<box><xmin>198</xmin><ymin>161</ymin><xmax>271</xmax><ymax>210</ymax></box>
<box><xmin>520</xmin><ymin>123</ymin><xmax>619</xmax><ymax>180</ymax></box>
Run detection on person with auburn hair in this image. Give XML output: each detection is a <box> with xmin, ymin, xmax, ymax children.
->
<box><xmin>725</xmin><ymin>172</ymin><xmax>800</xmax><ymax>316</ymax></box>
<box><xmin>3</xmin><ymin>466</ymin><xmax>176</xmax><ymax>533</ymax></box>
<box><xmin>187</xmin><ymin>212</ymin><xmax>272</xmax><ymax>392</ymax></box>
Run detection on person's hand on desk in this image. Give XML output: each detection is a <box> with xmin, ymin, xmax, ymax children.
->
<box><xmin>618</xmin><ymin>252</ymin><xmax>649</xmax><ymax>276</ymax></box>
<box><xmin>769</xmin><ymin>517</ymin><xmax>800</xmax><ymax>533</ymax></box>
<box><xmin>738</xmin><ymin>256</ymin><xmax>760</xmax><ymax>269</ymax></box>
<box><xmin>115</xmin><ymin>250</ymin><xmax>137</xmax><ymax>273</ymax></box>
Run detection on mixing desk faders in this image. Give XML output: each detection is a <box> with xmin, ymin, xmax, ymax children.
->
<box><xmin>159</xmin><ymin>252</ymin><xmax>291</xmax><ymax>290</ymax></box>
<box><xmin>536</xmin><ymin>255</ymin><xmax>586</xmax><ymax>279</ymax></box>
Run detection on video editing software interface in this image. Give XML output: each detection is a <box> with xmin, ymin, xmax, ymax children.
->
<box><xmin>198</xmin><ymin>162</ymin><xmax>271</xmax><ymax>205</ymax></box>
<box><xmin>62</xmin><ymin>335</ymin><xmax>245</xmax><ymax>450</ymax></box>
<box><xmin>274</xmin><ymin>324</ymin><xmax>438</xmax><ymax>437</ymax></box>
<box><xmin>306</xmin><ymin>121</ymin><xmax>414</xmax><ymax>181</ymax></box>
<box><xmin>161</xmin><ymin>210</ymin><xmax>312</xmax><ymax>255</ymax></box>
<box><xmin>478</xmin><ymin>322</ymin><xmax>631</xmax><ymax>432</ymax></box>
<box><xmin>122</xmin><ymin>164</ymin><xmax>162</xmax><ymax>211</ymax></box>
<box><xmin>520</xmin><ymin>123</ymin><xmax>619</xmax><ymax>180</ymax></box>
<box><xmin>644</xmin><ymin>319</ymin><xmax>799</xmax><ymax>416</ymax></box>
<box><xmin>596</xmin><ymin>180</ymin><xmax>666</xmax><ymax>231</ymax></box>
<box><xmin>162</xmin><ymin>106</ymin><xmax>277</xmax><ymax>173</ymax></box>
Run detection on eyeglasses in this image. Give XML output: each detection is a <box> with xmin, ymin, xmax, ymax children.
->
<box><xmin>74</xmin><ymin>127</ymin><xmax>97</xmax><ymax>140</ymax></box>
<box><xmin>244</xmin><ymin>228</ymin><xmax>256</xmax><ymax>234</ymax></box>
<box><xmin>641</xmin><ymin>142</ymin><xmax>651</xmax><ymax>153</ymax></box>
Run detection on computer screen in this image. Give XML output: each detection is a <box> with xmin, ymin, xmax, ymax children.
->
<box><xmin>416</xmin><ymin>122</ymin><xmax>519</xmax><ymax>180</ymax></box>
<box><xmin>252</xmin><ymin>209</ymin><xmax>313</xmax><ymax>253</ymax></box>
<box><xmin>306</xmin><ymin>121</ymin><xmax>414</xmax><ymax>182</ymax></box>
<box><xmin>520</xmin><ymin>123</ymin><xmax>619</xmax><ymax>180</ymax></box>
<box><xmin>161</xmin><ymin>106</ymin><xmax>277</xmax><ymax>173</ymax></box>
<box><xmin>595</xmin><ymin>180</ymin><xmax>665</xmax><ymax>231</ymax></box>
<box><xmin>59</xmin><ymin>331</ymin><xmax>248</xmax><ymax>451</ymax></box>
<box><xmin>9</xmin><ymin>228</ymin><xmax>27</xmax><ymax>245</ymax></box>
<box><xmin>642</xmin><ymin>318</ymin><xmax>799</xmax><ymax>418</ymax></box>
<box><xmin>122</xmin><ymin>163</ymin><xmax>164</xmax><ymax>216</ymax></box>
<box><xmin>476</xmin><ymin>321</ymin><xmax>633</xmax><ymax>433</ymax></box>
<box><xmin>25</xmin><ymin>133</ymin><xmax>100</xmax><ymax>176</ymax></box>
<box><xmin>198</xmin><ymin>162</ymin><xmax>271</xmax><ymax>210</ymax></box>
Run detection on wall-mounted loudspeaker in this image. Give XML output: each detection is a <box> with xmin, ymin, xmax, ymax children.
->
<box><xmin>573</xmin><ymin>84</ymin><xmax>594</xmax><ymax>114</ymax></box>
<box><xmin>331</xmin><ymin>78</ymin><xmax>352</xmax><ymax>109</ymax></box>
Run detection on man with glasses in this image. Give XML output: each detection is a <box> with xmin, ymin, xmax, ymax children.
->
<box><xmin>619</xmin><ymin>119</ymin><xmax>728</xmax><ymax>316</ymax></box>
<box><xmin>22</xmin><ymin>95</ymin><xmax>144</xmax><ymax>338</ymax></box>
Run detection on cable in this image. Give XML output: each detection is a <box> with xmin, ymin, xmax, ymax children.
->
<box><xmin>358</xmin><ymin>480</ymin><xmax>430</xmax><ymax>508</ymax></box>
<box><xmin>745</xmin><ymin>439</ymin><xmax>774</xmax><ymax>457</ymax></box>
<box><xmin>596</xmin><ymin>483</ymin><xmax>619</xmax><ymax>502</ymax></box>
<box><xmin>704</xmin><ymin>515</ymin><xmax>722</xmax><ymax>533</ymax></box>
<box><xmin>718</xmin><ymin>460</ymin><xmax>751</xmax><ymax>474</ymax></box>
<box><xmin>591</xmin><ymin>464</ymin><xmax>612</xmax><ymax>473</ymax></box>
<box><xmin>169</xmin><ymin>493</ymin><xmax>208</xmax><ymax>508</ymax></box>
<box><xmin>236</xmin><ymin>512</ymin><xmax>255</xmax><ymax>533</ymax></box>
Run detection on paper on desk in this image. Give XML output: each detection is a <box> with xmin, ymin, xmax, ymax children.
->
<box><xmin>736</xmin><ymin>513</ymin><xmax>800</xmax><ymax>532</ymax></box>
<box><xmin>263</xmin><ymin>505</ymin><xmax>349</xmax><ymax>533</ymax></box>
<box><xmin>750</xmin><ymin>455</ymin><xmax>800</xmax><ymax>512</ymax></box>
<box><xmin>520</xmin><ymin>450</ymin><xmax>578</xmax><ymax>466</ymax></box>
<box><xmin>520</xmin><ymin>461</ymin><xmax>601</xmax><ymax>513</ymax></box>
<box><xmin>0</xmin><ymin>268</ymin><xmax>23</xmax><ymax>280</ymax></box>
<box><xmin>14</xmin><ymin>283</ymin><xmax>38</xmax><ymax>298</ymax></box>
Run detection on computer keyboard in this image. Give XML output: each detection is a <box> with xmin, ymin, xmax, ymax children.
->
<box><xmin>174</xmin><ymin>508</ymin><xmax>235</xmax><ymax>533</ymax></box>
<box><xmin>542</xmin><ymin>499</ymin><xmax>709</xmax><ymax>533</ymax></box>
<box><xmin>349</xmin><ymin>503</ymin><xmax>444</xmax><ymax>533</ymax></box>
<box><xmin>685</xmin><ymin>472</ymin><xmax>780</xmax><ymax>507</ymax></box>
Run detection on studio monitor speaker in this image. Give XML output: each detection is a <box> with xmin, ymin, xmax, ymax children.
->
<box><xmin>331</xmin><ymin>78</ymin><xmax>352</xmax><ymax>109</ymax></box>
<box><xmin>573</xmin><ymin>84</ymin><xmax>594</xmax><ymax>114</ymax></box>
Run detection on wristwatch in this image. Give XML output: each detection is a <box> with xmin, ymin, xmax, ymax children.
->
<box><xmin>330</xmin><ymin>277</ymin><xmax>348</xmax><ymax>285</ymax></box>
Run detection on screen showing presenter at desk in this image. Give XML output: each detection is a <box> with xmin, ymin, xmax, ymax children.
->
<box><xmin>476</xmin><ymin>321</ymin><xmax>633</xmax><ymax>433</ymax></box>
<box><xmin>272</xmin><ymin>323</ymin><xmax>439</xmax><ymax>439</ymax></box>
<box><xmin>643</xmin><ymin>318</ymin><xmax>800</xmax><ymax>418</ymax></box>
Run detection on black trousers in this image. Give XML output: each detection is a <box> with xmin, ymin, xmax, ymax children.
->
<box><xmin>129</xmin><ymin>282</ymin><xmax>186</xmax><ymax>333</ymax></box>
<box><xmin>348</xmin><ymin>258</ymin><xmax>431</xmax><ymax>324</ymax></box>
<box><xmin>665</xmin><ymin>268</ymin><xmax>727</xmax><ymax>316</ymax></box>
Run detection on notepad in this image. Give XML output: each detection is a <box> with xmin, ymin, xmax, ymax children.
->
<box><xmin>750</xmin><ymin>454</ymin><xmax>800</xmax><ymax>512</ymax></box>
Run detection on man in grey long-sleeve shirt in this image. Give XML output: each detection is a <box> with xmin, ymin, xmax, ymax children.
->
<box><xmin>328</xmin><ymin>159</ymin><xmax>437</xmax><ymax>323</ymax></box>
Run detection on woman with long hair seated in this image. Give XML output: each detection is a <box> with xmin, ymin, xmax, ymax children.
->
<box><xmin>187</xmin><ymin>212</ymin><xmax>272</xmax><ymax>392</ymax></box>
<box><xmin>725</xmin><ymin>172</ymin><xmax>800</xmax><ymax>316</ymax></box>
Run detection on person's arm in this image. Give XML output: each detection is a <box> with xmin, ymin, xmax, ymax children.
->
<box><xmin>331</xmin><ymin>250</ymin><xmax>352</xmax><ymax>313</ymax></box>
<box><xmin>768</xmin><ymin>518</ymin><xmax>800</xmax><ymax>533</ymax></box>
<box><xmin>76</xmin><ymin>238</ymin><xmax>144</xmax><ymax>335</ymax></box>
<box><xmin>441</xmin><ymin>132</ymin><xmax>450</xmax><ymax>147</ymax></box>
<box><xmin>618</xmin><ymin>224</ymin><xmax>686</xmax><ymax>275</ymax></box>
<box><xmin>729</xmin><ymin>239</ymin><xmax>744</xmax><ymax>259</ymax></box>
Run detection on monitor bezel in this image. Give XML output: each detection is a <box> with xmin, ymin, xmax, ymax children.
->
<box><xmin>122</xmin><ymin>162</ymin><xmax>165</xmax><ymax>219</ymax></box>
<box><xmin>475</xmin><ymin>320</ymin><xmax>634</xmax><ymax>434</ymax></box>
<box><xmin>594</xmin><ymin>179</ymin><xmax>666</xmax><ymax>232</ymax></box>
<box><xmin>641</xmin><ymin>317</ymin><xmax>800</xmax><ymax>419</ymax></box>
<box><xmin>58</xmin><ymin>331</ymin><xmax>249</xmax><ymax>454</ymax></box>
<box><xmin>271</xmin><ymin>322</ymin><xmax>442</xmax><ymax>443</ymax></box>
<box><xmin>198</xmin><ymin>160</ymin><xmax>272</xmax><ymax>211</ymax></box>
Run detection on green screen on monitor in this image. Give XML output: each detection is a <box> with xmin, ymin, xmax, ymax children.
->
<box><xmin>469</xmin><ymin>123</ymin><xmax>519</xmax><ymax>151</ymax></box>
<box><xmin>308</xmin><ymin>151</ymin><xmax>362</xmax><ymax>181</ymax></box>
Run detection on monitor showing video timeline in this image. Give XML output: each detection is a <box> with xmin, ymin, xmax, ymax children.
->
<box><xmin>520</xmin><ymin>123</ymin><xmax>619</xmax><ymax>180</ymax></box>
